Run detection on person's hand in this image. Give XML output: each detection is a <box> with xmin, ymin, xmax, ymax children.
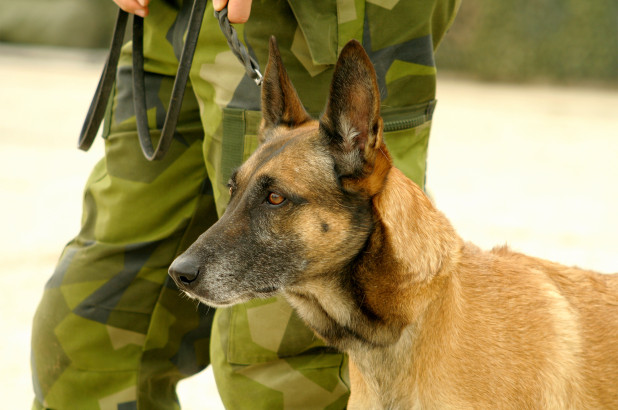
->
<box><xmin>213</xmin><ymin>0</ymin><xmax>253</xmax><ymax>23</ymax></box>
<box><xmin>111</xmin><ymin>0</ymin><xmax>252</xmax><ymax>22</ymax></box>
<box><xmin>112</xmin><ymin>0</ymin><xmax>150</xmax><ymax>18</ymax></box>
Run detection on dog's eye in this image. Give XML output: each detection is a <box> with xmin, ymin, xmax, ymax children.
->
<box><xmin>267</xmin><ymin>192</ymin><xmax>285</xmax><ymax>206</ymax></box>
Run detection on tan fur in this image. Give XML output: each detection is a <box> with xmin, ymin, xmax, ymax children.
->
<box><xmin>341</xmin><ymin>166</ymin><xmax>618</xmax><ymax>408</ymax></box>
<box><xmin>171</xmin><ymin>39</ymin><xmax>618</xmax><ymax>409</ymax></box>
<box><xmin>283</xmin><ymin>42</ymin><xmax>617</xmax><ymax>407</ymax></box>
<box><xmin>262</xmin><ymin>124</ymin><xmax>618</xmax><ymax>408</ymax></box>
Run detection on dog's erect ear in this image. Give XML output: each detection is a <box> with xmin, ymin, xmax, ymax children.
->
<box><xmin>259</xmin><ymin>36</ymin><xmax>311</xmax><ymax>140</ymax></box>
<box><xmin>320</xmin><ymin>40</ymin><xmax>386</xmax><ymax>184</ymax></box>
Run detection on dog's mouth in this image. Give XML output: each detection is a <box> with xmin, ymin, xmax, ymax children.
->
<box><xmin>183</xmin><ymin>285</ymin><xmax>281</xmax><ymax>308</ymax></box>
<box><xmin>186</xmin><ymin>291</ymin><xmax>238</xmax><ymax>308</ymax></box>
<box><xmin>255</xmin><ymin>286</ymin><xmax>279</xmax><ymax>295</ymax></box>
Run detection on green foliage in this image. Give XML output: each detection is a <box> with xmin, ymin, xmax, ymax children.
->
<box><xmin>0</xmin><ymin>0</ymin><xmax>117</xmax><ymax>48</ymax></box>
<box><xmin>436</xmin><ymin>0</ymin><xmax>618</xmax><ymax>84</ymax></box>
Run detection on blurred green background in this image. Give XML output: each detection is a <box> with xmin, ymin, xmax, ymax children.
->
<box><xmin>0</xmin><ymin>0</ymin><xmax>117</xmax><ymax>49</ymax></box>
<box><xmin>1</xmin><ymin>0</ymin><xmax>616</xmax><ymax>85</ymax></box>
<box><xmin>436</xmin><ymin>0</ymin><xmax>618</xmax><ymax>85</ymax></box>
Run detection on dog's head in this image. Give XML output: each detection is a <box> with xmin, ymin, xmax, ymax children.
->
<box><xmin>169</xmin><ymin>37</ymin><xmax>392</xmax><ymax>307</ymax></box>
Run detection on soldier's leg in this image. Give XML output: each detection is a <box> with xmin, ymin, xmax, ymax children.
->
<box><xmin>30</xmin><ymin>2</ymin><xmax>219</xmax><ymax>409</ymax></box>
<box><xmin>363</xmin><ymin>0</ymin><xmax>461</xmax><ymax>188</ymax></box>
<box><xmin>189</xmin><ymin>1</ymin><xmax>459</xmax><ymax>409</ymax></box>
<box><xmin>184</xmin><ymin>2</ymin><xmax>351</xmax><ymax>408</ymax></box>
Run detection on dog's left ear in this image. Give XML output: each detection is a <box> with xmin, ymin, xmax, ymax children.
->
<box><xmin>320</xmin><ymin>40</ymin><xmax>387</xmax><ymax>189</ymax></box>
<box><xmin>259</xmin><ymin>36</ymin><xmax>312</xmax><ymax>142</ymax></box>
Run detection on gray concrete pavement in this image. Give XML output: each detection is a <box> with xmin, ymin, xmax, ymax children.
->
<box><xmin>1</xmin><ymin>44</ymin><xmax>616</xmax><ymax>409</ymax></box>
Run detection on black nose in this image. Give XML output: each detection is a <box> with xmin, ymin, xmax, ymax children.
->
<box><xmin>169</xmin><ymin>254</ymin><xmax>201</xmax><ymax>288</ymax></box>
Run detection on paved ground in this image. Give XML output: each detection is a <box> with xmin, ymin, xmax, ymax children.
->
<box><xmin>1</xmin><ymin>44</ymin><xmax>616</xmax><ymax>409</ymax></box>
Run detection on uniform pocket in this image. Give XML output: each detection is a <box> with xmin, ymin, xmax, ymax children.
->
<box><xmin>225</xmin><ymin>297</ymin><xmax>338</xmax><ymax>367</ymax></box>
<box><xmin>214</xmin><ymin>299</ymin><xmax>349</xmax><ymax>408</ymax></box>
<box><xmin>219</xmin><ymin>108</ymin><xmax>262</xmax><ymax>186</ymax></box>
<box><xmin>286</xmin><ymin>0</ymin><xmax>338</xmax><ymax>67</ymax></box>
<box><xmin>382</xmin><ymin>100</ymin><xmax>437</xmax><ymax>191</ymax></box>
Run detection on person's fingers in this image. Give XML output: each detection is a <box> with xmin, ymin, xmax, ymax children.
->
<box><xmin>213</xmin><ymin>0</ymin><xmax>227</xmax><ymax>12</ymax></box>
<box><xmin>214</xmin><ymin>0</ymin><xmax>253</xmax><ymax>23</ymax></box>
<box><xmin>227</xmin><ymin>0</ymin><xmax>252</xmax><ymax>23</ymax></box>
<box><xmin>112</xmin><ymin>0</ymin><xmax>149</xmax><ymax>17</ymax></box>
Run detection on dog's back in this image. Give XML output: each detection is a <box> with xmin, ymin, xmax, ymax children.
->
<box><xmin>489</xmin><ymin>247</ymin><xmax>618</xmax><ymax>407</ymax></box>
<box><xmin>413</xmin><ymin>243</ymin><xmax>618</xmax><ymax>408</ymax></box>
<box><xmin>344</xmin><ymin>167</ymin><xmax>618</xmax><ymax>409</ymax></box>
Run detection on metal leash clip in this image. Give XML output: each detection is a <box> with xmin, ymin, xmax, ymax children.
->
<box><xmin>78</xmin><ymin>0</ymin><xmax>263</xmax><ymax>161</ymax></box>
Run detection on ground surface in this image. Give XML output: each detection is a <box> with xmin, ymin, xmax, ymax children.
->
<box><xmin>1</xmin><ymin>44</ymin><xmax>616</xmax><ymax>409</ymax></box>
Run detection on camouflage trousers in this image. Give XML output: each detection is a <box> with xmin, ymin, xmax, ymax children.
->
<box><xmin>31</xmin><ymin>0</ymin><xmax>459</xmax><ymax>408</ymax></box>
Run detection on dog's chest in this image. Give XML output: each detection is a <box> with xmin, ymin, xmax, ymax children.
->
<box><xmin>349</xmin><ymin>336</ymin><xmax>422</xmax><ymax>409</ymax></box>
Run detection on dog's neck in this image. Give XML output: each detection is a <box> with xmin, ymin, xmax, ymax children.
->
<box><xmin>349</xmin><ymin>166</ymin><xmax>461</xmax><ymax>343</ymax></box>
<box><xmin>285</xmin><ymin>164</ymin><xmax>462</xmax><ymax>351</ymax></box>
<box><xmin>363</xmin><ymin>166</ymin><xmax>461</xmax><ymax>321</ymax></box>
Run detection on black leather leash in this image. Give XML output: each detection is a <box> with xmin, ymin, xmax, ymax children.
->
<box><xmin>77</xmin><ymin>8</ymin><xmax>128</xmax><ymax>152</ymax></box>
<box><xmin>78</xmin><ymin>0</ymin><xmax>263</xmax><ymax>161</ymax></box>
<box><xmin>132</xmin><ymin>0</ymin><xmax>206</xmax><ymax>160</ymax></box>
<box><xmin>214</xmin><ymin>7</ymin><xmax>263</xmax><ymax>86</ymax></box>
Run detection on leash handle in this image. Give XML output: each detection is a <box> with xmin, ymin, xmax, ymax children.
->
<box><xmin>133</xmin><ymin>0</ymin><xmax>207</xmax><ymax>161</ymax></box>
<box><xmin>78</xmin><ymin>1</ymin><xmax>263</xmax><ymax>159</ymax></box>
<box><xmin>214</xmin><ymin>7</ymin><xmax>263</xmax><ymax>86</ymax></box>
<box><xmin>78</xmin><ymin>8</ymin><xmax>129</xmax><ymax>151</ymax></box>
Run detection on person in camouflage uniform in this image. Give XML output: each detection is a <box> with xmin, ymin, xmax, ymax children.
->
<box><xmin>31</xmin><ymin>0</ymin><xmax>459</xmax><ymax>408</ymax></box>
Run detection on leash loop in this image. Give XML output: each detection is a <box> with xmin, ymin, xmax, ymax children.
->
<box><xmin>77</xmin><ymin>9</ymin><xmax>129</xmax><ymax>151</ymax></box>
<box><xmin>78</xmin><ymin>1</ymin><xmax>263</xmax><ymax>160</ymax></box>
<box><xmin>132</xmin><ymin>0</ymin><xmax>207</xmax><ymax>160</ymax></box>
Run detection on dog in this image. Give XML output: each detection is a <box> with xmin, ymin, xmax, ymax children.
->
<box><xmin>169</xmin><ymin>37</ymin><xmax>618</xmax><ymax>409</ymax></box>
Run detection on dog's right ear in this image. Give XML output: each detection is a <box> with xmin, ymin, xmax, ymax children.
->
<box><xmin>320</xmin><ymin>40</ymin><xmax>389</xmax><ymax>195</ymax></box>
<box><xmin>259</xmin><ymin>36</ymin><xmax>311</xmax><ymax>142</ymax></box>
